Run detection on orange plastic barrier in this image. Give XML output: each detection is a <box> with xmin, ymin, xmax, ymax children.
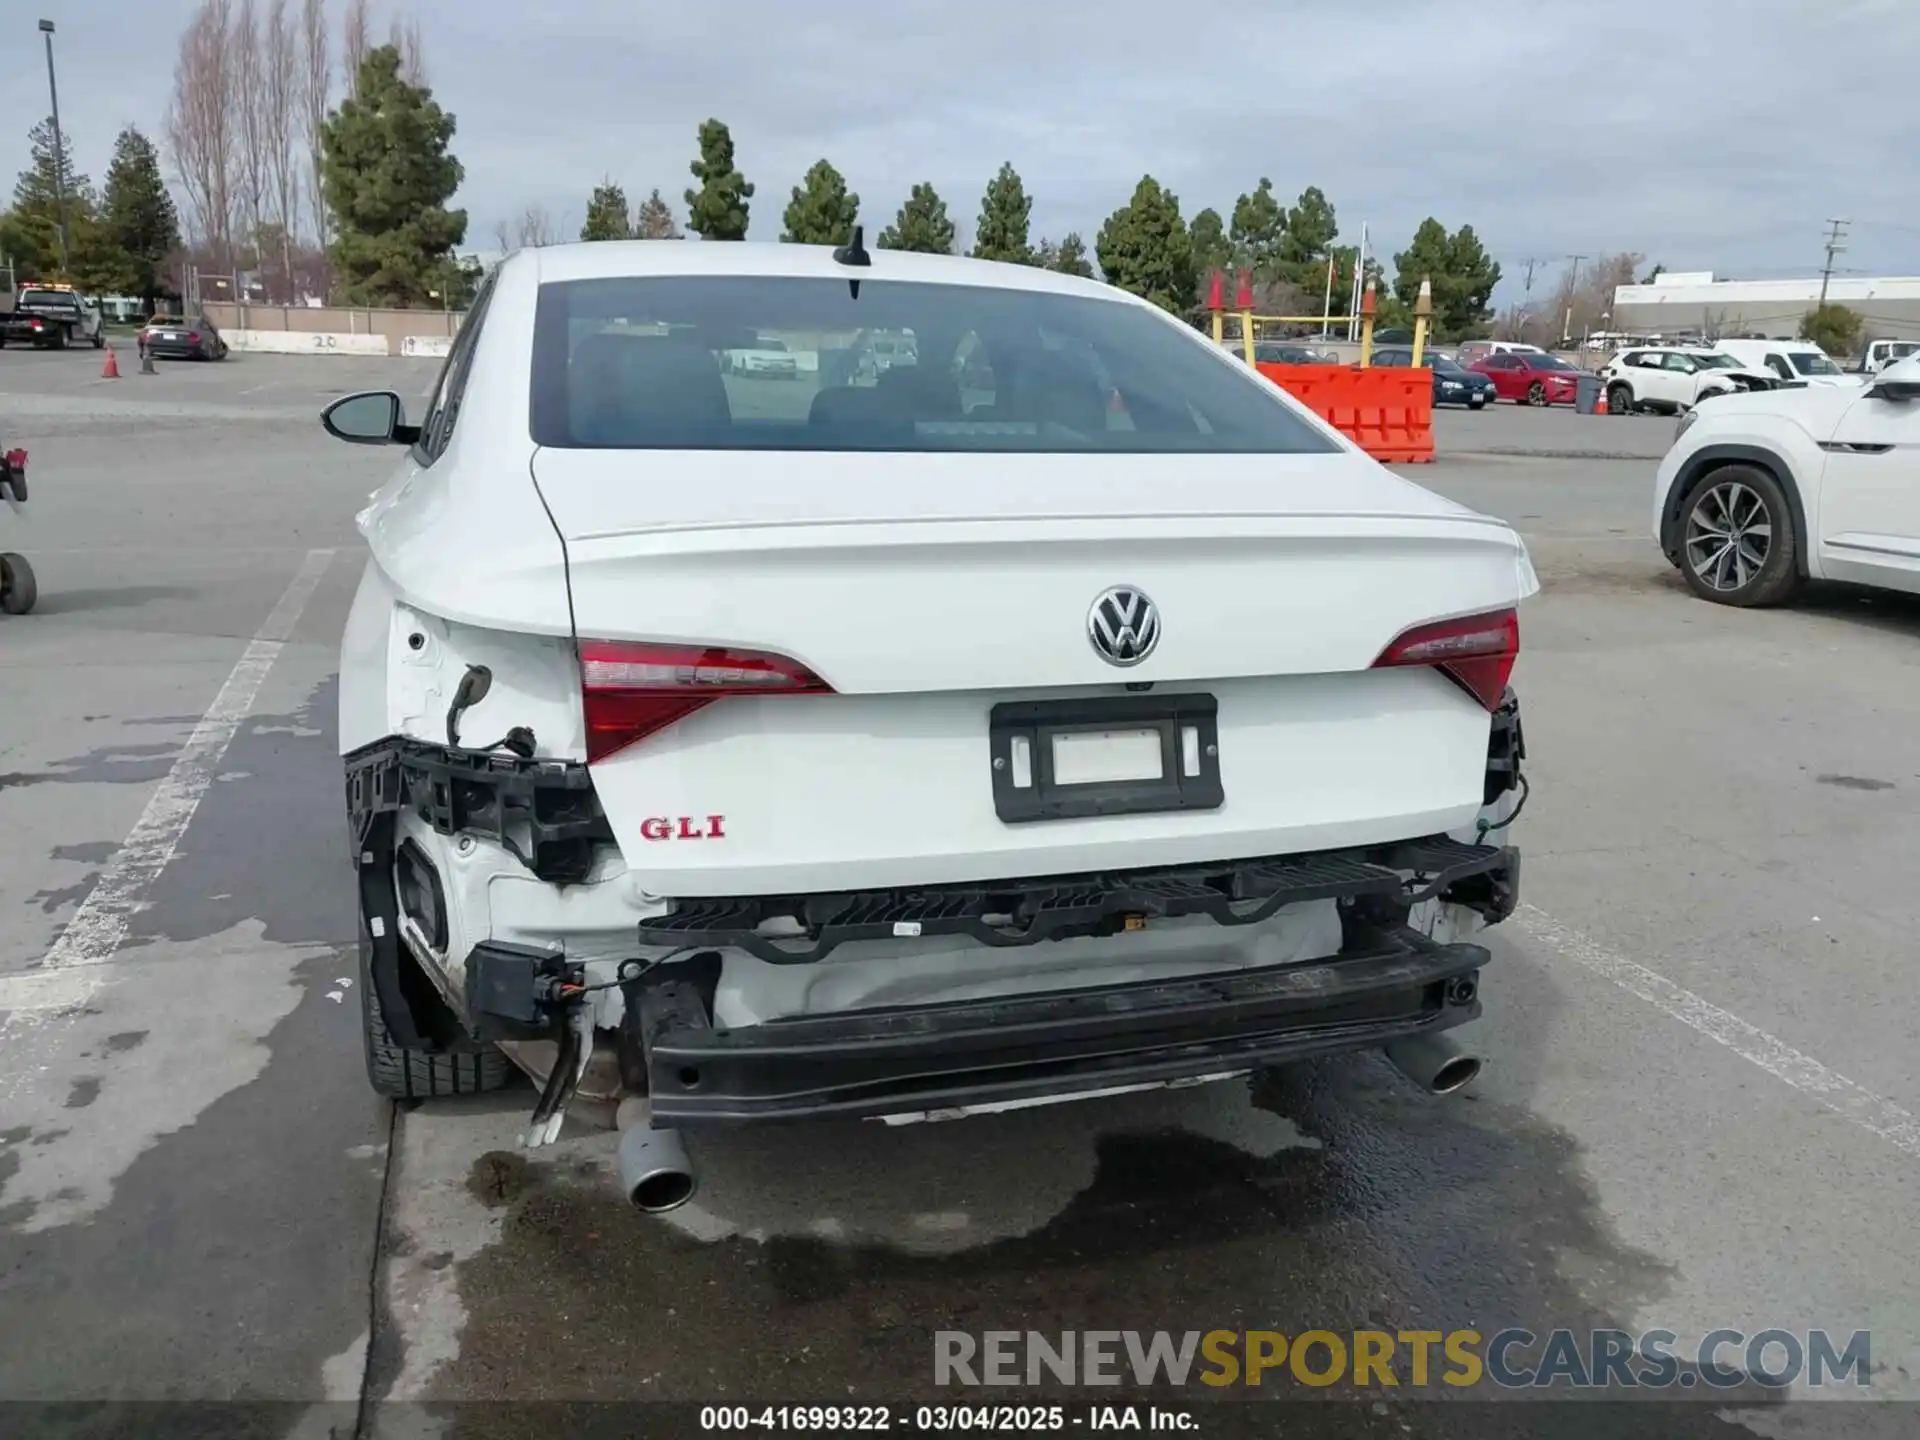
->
<box><xmin>1254</xmin><ymin>363</ymin><xmax>1434</xmax><ymax>464</ymax></box>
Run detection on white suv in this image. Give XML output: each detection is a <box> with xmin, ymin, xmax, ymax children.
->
<box><xmin>322</xmin><ymin>239</ymin><xmax>1534</xmax><ymax>1212</ymax></box>
<box><xmin>1653</xmin><ymin>354</ymin><xmax>1920</xmax><ymax>605</ymax></box>
<box><xmin>1598</xmin><ymin>347</ymin><xmax>1781</xmax><ymax>416</ymax></box>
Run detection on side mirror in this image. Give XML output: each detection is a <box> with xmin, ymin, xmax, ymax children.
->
<box><xmin>1867</xmin><ymin>379</ymin><xmax>1920</xmax><ymax>403</ymax></box>
<box><xmin>321</xmin><ymin>390</ymin><xmax>419</xmax><ymax>446</ymax></box>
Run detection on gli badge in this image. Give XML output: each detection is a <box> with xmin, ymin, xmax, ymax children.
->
<box><xmin>639</xmin><ymin>815</ymin><xmax>727</xmax><ymax>841</ymax></box>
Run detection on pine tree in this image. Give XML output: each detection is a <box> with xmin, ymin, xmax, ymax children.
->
<box><xmin>581</xmin><ymin>181</ymin><xmax>632</xmax><ymax>241</ymax></box>
<box><xmin>684</xmin><ymin>119</ymin><xmax>753</xmax><ymax>240</ymax></box>
<box><xmin>634</xmin><ymin>188</ymin><xmax>682</xmax><ymax>239</ymax></box>
<box><xmin>877</xmin><ymin>182</ymin><xmax>956</xmax><ymax>254</ymax></box>
<box><xmin>781</xmin><ymin>159</ymin><xmax>858</xmax><ymax>245</ymax></box>
<box><xmin>1096</xmin><ymin>177</ymin><xmax>1193</xmax><ymax>313</ymax></box>
<box><xmin>97</xmin><ymin>126</ymin><xmax>181</xmax><ymax>302</ymax></box>
<box><xmin>1278</xmin><ymin>185</ymin><xmax>1337</xmax><ymax>296</ymax></box>
<box><xmin>1228</xmin><ymin>177</ymin><xmax>1285</xmax><ymax>282</ymax></box>
<box><xmin>1052</xmin><ymin>231</ymin><xmax>1094</xmax><ymax>279</ymax></box>
<box><xmin>13</xmin><ymin>116</ymin><xmax>91</xmax><ymax>223</ymax></box>
<box><xmin>972</xmin><ymin>162</ymin><xmax>1032</xmax><ymax>264</ymax></box>
<box><xmin>322</xmin><ymin>45</ymin><xmax>467</xmax><ymax>306</ymax></box>
<box><xmin>1188</xmin><ymin>208</ymin><xmax>1229</xmax><ymax>282</ymax></box>
<box><xmin>1391</xmin><ymin>218</ymin><xmax>1501</xmax><ymax>338</ymax></box>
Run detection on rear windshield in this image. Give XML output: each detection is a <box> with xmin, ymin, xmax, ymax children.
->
<box><xmin>19</xmin><ymin>289</ymin><xmax>79</xmax><ymax>308</ymax></box>
<box><xmin>529</xmin><ymin>276</ymin><xmax>1338</xmax><ymax>453</ymax></box>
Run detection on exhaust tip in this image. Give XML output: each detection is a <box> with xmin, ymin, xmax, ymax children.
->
<box><xmin>629</xmin><ymin>1168</ymin><xmax>696</xmax><ymax>1214</ymax></box>
<box><xmin>617</xmin><ymin>1120</ymin><xmax>696</xmax><ymax>1213</ymax></box>
<box><xmin>1429</xmin><ymin>1054</ymin><xmax>1481</xmax><ymax>1095</ymax></box>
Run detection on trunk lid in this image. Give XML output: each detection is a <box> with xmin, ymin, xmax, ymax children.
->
<box><xmin>531</xmin><ymin>449</ymin><xmax>1535</xmax><ymax>895</ymax></box>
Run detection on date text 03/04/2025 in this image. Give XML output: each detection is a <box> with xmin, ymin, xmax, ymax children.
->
<box><xmin>699</xmin><ymin>1405</ymin><xmax>1195</xmax><ymax>1431</ymax></box>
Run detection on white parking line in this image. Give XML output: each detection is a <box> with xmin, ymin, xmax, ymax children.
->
<box><xmin>1515</xmin><ymin>904</ymin><xmax>1920</xmax><ymax>1160</ymax></box>
<box><xmin>0</xmin><ymin>548</ymin><xmax>334</xmax><ymax>1020</ymax></box>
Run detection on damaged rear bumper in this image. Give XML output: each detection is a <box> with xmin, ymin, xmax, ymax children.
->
<box><xmin>620</xmin><ymin>925</ymin><xmax>1491</xmax><ymax>1126</ymax></box>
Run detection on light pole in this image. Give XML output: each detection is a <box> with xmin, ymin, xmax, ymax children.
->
<box><xmin>38</xmin><ymin>19</ymin><xmax>70</xmax><ymax>273</ymax></box>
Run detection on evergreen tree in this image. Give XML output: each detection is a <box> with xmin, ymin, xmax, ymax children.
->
<box><xmin>781</xmin><ymin>159</ymin><xmax>858</xmax><ymax>245</ymax></box>
<box><xmin>322</xmin><ymin>45</ymin><xmax>467</xmax><ymax>306</ymax></box>
<box><xmin>971</xmin><ymin>162</ymin><xmax>1032</xmax><ymax>264</ymax></box>
<box><xmin>633</xmin><ymin>188</ymin><xmax>682</xmax><ymax>239</ymax></box>
<box><xmin>13</xmin><ymin>116</ymin><xmax>91</xmax><ymax>224</ymax></box>
<box><xmin>1052</xmin><ymin>231</ymin><xmax>1094</xmax><ymax>278</ymax></box>
<box><xmin>1278</xmin><ymin>185</ymin><xmax>1338</xmax><ymax>296</ymax></box>
<box><xmin>1188</xmin><ymin>207</ymin><xmax>1230</xmax><ymax>282</ymax></box>
<box><xmin>877</xmin><ymin>182</ymin><xmax>956</xmax><ymax>253</ymax></box>
<box><xmin>1096</xmin><ymin>177</ymin><xmax>1193</xmax><ymax>313</ymax></box>
<box><xmin>1228</xmin><ymin>177</ymin><xmax>1284</xmax><ymax>281</ymax></box>
<box><xmin>97</xmin><ymin>126</ymin><xmax>181</xmax><ymax>302</ymax></box>
<box><xmin>1391</xmin><ymin>218</ymin><xmax>1502</xmax><ymax>338</ymax></box>
<box><xmin>684</xmin><ymin>119</ymin><xmax>753</xmax><ymax>240</ymax></box>
<box><xmin>580</xmin><ymin>181</ymin><xmax>631</xmax><ymax>240</ymax></box>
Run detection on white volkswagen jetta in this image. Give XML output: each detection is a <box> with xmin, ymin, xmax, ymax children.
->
<box><xmin>326</xmin><ymin>236</ymin><xmax>1536</xmax><ymax>1212</ymax></box>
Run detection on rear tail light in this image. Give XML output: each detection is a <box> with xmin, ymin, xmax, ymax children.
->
<box><xmin>579</xmin><ymin>640</ymin><xmax>832</xmax><ymax>762</ymax></box>
<box><xmin>187</xmin><ymin>331</ymin><xmax>201</xmax><ymax>342</ymax></box>
<box><xmin>1371</xmin><ymin>607</ymin><xmax>1519</xmax><ymax>711</ymax></box>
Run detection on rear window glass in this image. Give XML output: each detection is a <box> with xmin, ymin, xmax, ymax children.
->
<box><xmin>19</xmin><ymin>289</ymin><xmax>80</xmax><ymax>307</ymax></box>
<box><xmin>529</xmin><ymin>276</ymin><xmax>1338</xmax><ymax>454</ymax></box>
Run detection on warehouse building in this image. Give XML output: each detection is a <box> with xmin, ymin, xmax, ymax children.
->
<box><xmin>1610</xmin><ymin>271</ymin><xmax>1920</xmax><ymax>343</ymax></box>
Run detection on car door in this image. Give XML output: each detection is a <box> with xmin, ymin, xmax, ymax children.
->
<box><xmin>1813</xmin><ymin>362</ymin><xmax>1920</xmax><ymax>592</ymax></box>
<box><xmin>1659</xmin><ymin>352</ymin><xmax>1707</xmax><ymax>406</ymax></box>
<box><xmin>1478</xmin><ymin>354</ymin><xmax>1516</xmax><ymax>400</ymax></box>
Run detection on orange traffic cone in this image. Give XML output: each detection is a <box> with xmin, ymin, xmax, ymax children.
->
<box><xmin>101</xmin><ymin>345</ymin><xmax>120</xmax><ymax>380</ymax></box>
<box><xmin>1593</xmin><ymin>386</ymin><xmax>1607</xmax><ymax>415</ymax></box>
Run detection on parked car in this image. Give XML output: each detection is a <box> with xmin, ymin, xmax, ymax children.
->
<box><xmin>1372</xmin><ymin>347</ymin><xmax>1496</xmax><ymax>409</ymax></box>
<box><xmin>319</xmin><ymin>240</ymin><xmax>1533</xmax><ymax>1209</ymax></box>
<box><xmin>1862</xmin><ymin>339</ymin><xmax>1920</xmax><ymax>373</ymax></box>
<box><xmin>1452</xmin><ymin>339</ymin><xmax>1546</xmax><ymax>369</ymax></box>
<box><xmin>1710</xmin><ymin>339</ymin><xmax>1854</xmax><ymax>389</ymax></box>
<box><xmin>1252</xmin><ymin>341</ymin><xmax>1340</xmax><ymax>365</ymax></box>
<box><xmin>1470</xmin><ymin>351</ymin><xmax>1580</xmax><ymax>406</ymax></box>
<box><xmin>138</xmin><ymin>313</ymin><xmax>229</xmax><ymax>361</ymax></box>
<box><xmin>723</xmin><ymin>335</ymin><xmax>798</xmax><ymax>378</ymax></box>
<box><xmin>1597</xmin><ymin>347</ymin><xmax>1783</xmax><ymax>416</ymax></box>
<box><xmin>1654</xmin><ymin>353</ymin><xmax>1920</xmax><ymax>606</ymax></box>
<box><xmin>0</xmin><ymin>284</ymin><xmax>105</xmax><ymax>349</ymax></box>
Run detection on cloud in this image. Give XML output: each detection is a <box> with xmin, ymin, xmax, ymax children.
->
<box><xmin>12</xmin><ymin>0</ymin><xmax>1918</xmax><ymax>301</ymax></box>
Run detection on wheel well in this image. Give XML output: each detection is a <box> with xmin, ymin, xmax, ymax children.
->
<box><xmin>1662</xmin><ymin>447</ymin><xmax>1810</xmax><ymax>577</ymax></box>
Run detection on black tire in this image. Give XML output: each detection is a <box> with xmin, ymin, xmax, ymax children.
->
<box><xmin>2</xmin><ymin>468</ymin><xmax>24</xmax><ymax>502</ymax></box>
<box><xmin>357</xmin><ymin>929</ymin><xmax>514</xmax><ymax>1099</ymax></box>
<box><xmin>1606</xmin><ymin>383</ymin><xmax>1634</xmax><ymax>415</ymax></box>
<box><xmin>1</xmin><ymin>552</ymin><xmax>37</xmax><ymax>615</ymax></box>
<box><xmin>1526</xmin><ymin>380</ymin><xmax>1547</xmax><ymax>406</ymax></box>
<box><xmin>91</xmin><ymin>332</ymin><xmax>105</xmax><ymax>350</ymax></box>
<box><xmin>1676</xmin><ymin>463</ymin><xmax>1802</xmax><ymax>607</ymax></box>
<box><xmin>51</xmin><ymin>328</ymin><xmax>68</xmax><ymax>351</ymax></box>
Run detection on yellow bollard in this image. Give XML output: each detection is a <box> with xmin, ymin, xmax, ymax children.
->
<box><xmin>1211</xmin><ymin>310</ymin><xmax>1224</xmax><ymax>348</ymax></box>
<box><xmin>1411</xmin><ymin>276</ymin><xmax>1433</xmax><ymax>368</ymax></box>
<box><xmin>1240</xmin><ymin>310</ymin><xmax>1255</xmax><ymax>367</ymax></box>
<box><xmin>1358</xmin><ymin>280</ymin><xmax>1378</xmax><ymax>367</ymax></box>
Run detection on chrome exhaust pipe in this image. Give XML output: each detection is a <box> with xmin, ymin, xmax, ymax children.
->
<box><xmin>616</xmin><ymin>1119</ymin><xmax>696</xmax><ymax>1213</ymax></box>
<box><xmin>1384</xmin><ymin>1031</ymin><xmax>1483</xmax><ymax>1096</ymax></box>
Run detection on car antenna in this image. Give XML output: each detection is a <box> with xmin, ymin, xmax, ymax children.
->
<box><xmin>832</xmin><ymin>224</ymin><xmax>869</xmax><ymax>298</ymax></box>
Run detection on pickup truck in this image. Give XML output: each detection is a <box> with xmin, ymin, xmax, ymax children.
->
<box><xmin>0</xmin><ymin>286</ymin><xmax>106</xmax><ymax>350</ymax></box>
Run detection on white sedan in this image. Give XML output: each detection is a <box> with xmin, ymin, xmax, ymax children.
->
<box><xmin>322</xmin><ymin>237</ymin><xmax>1535</xmax><ymax>1211</ymax></box>
<box><xmin>1654</xmin><ymin>354</ymin><xmax>1920</xmax><ymax>604</ymax></box>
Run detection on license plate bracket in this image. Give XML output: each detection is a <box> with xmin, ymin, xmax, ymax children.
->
<box><xmin>989</xmin><ymin>693</ymin><xmax>1223</xmax><ymax>823</ymax></box>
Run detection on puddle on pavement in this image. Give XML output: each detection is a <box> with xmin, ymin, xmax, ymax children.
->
<box><xmin>404</xmin><ymin>1061</ymin><xmax>1787</xmax><ymax>1437</ymax></box>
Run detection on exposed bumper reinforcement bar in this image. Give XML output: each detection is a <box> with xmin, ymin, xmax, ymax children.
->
<box><xmin>626</xmin><ymin>928</ymin><xmax>1488</xmax><ymax>1126</ymax></box>
<box><xmin>635</xmin><ymin>834</ymin><xmax>1515</xmax><ymax>964</ymax></box>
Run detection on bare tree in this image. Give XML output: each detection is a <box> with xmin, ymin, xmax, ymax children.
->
<box><xmin>166</xmin><ymin>0</ymin><xmax>238</xmax><ymax>275</ymax></box>
<box><xmin>230</xmin><ymin>0</ymin><xmax>268</xmax><ymax>272</ymax></box>
<box><xmin>298</xmin><ymin>0</ymin><xmax>330</xmax><ymax>252</ymax></box>
<box><xmin>513</xmin><ymin>205</ymin><xmax>559</xmax><ymax>249</ymax></box>
<box><xmin>390</xmin><ymin>16</ymin><xmax>426</xmax><ymax>83</ymax></box>
<box><xmin>260</xmin><ymin>0</ymin><xmax>300</xmax><ymax>299</ymax></box>
<box><xmin>342</xmin><ymin>0</ymin><xmax>372</xmax><ymax>98</ymax></box>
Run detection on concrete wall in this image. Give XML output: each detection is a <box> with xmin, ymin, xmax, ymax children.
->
<box><xmin>204</xmin><ymin>302</ymin><xmax>463</xmax><ymax>344</ymax></box>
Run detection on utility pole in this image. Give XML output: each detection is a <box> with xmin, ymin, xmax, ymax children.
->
<box><xmin>38</xmin><ymin>19</ymin><xmax>69</xmax><ymax>272</ymax></box>
<box><xmin>1817</xmin><ymin>218</ymin><xmax>1850</xmax><ymax>307</ymax></box>
<box><xmin>1519</xmin><ymin>257</ymin><xmax>1542</xmax><ymax>293</ymax></box>
<box><xmin>1561</xmin><ymin>254</ymin><xmax>1586</xmax><ymax>345</ymax></box>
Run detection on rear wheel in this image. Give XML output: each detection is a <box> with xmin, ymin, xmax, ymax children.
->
<box><xmin>51</xmin><ymin>328</ymin><xmax>68</xmax><ymax>351</ymax></box>
<box><xmin>91</xmin><ymin>332</ymin><xmax>105</xmax><ymax>349</ymax></box>
<box><xmin>0</xmin><ymin>553</ymin><xmax>37</xmax><ymax>615</ymax></box>
<box><xmin>357</xmin><ymin>926</ymin><xmax>515</xmax><ymax>1099</ymax></box>
<box><xmin>1526</xmin><ymin>380</ymin><xmax>1547</xmax><ymax>406</ymax></box>
<box><xmin>1678</xmin><ymin>464</ymin><xmax>1802</xmax><ymax>607</ymax></box>
<box><xmin>1606</xmin><ymin>383</ymin><xmax>1634</xmax><ymax>415</ymax></box>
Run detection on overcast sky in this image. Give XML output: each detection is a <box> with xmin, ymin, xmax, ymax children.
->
<box><xmin>10</xmin><ymin>0</ymin><xmax>1918</xmax><ymax>304</ymax></box>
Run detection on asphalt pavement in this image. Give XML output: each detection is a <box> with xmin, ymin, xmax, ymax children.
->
<box><xmin>1</xmin><ymin>350</ymin><xmax>1915</xmax><ymax>1439</ymax></box>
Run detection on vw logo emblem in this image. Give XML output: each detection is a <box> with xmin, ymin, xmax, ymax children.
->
<box><xmin>1088</xmin><ymin>585</ymin><xmax>1161</xmax><ymax>667</ymax></box>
